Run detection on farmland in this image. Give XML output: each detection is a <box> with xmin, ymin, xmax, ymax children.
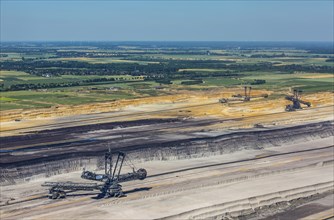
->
<box><xmin>0</xmin><ymin>42</ymin><xmax>333</xmax><ymax>113</ymax></box>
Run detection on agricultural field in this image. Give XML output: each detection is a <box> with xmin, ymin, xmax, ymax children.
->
<box><xmin>0</xmin><ymin>41</ymin><xmax>333</xmax><ymax>112</ymax></box>
<box><xmin>45</xmin><ymin>57</ymin><xmax>159</xmax><ymax>64</ymax></box>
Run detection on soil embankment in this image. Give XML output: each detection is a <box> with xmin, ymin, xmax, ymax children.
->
<box><xmin>0</xmin><ymin>120</ymin><xmax>333</xmax><ymax>185</ymax></box>
<box><xmin>1</xmin><ymin>90</ymin><xmax>332</xmax><ymax>125</ymax></box>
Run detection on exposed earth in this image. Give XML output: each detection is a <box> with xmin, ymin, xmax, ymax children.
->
<box><xmin>0</xmin><ymin>91</ymin><xmax>333</xmax><ymax>219</ymax></box>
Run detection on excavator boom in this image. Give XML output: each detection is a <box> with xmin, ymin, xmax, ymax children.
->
<box><xmin>42</xmin><ymin>150</ymin><xmax>147</xmax><ymax>199</ymax></box>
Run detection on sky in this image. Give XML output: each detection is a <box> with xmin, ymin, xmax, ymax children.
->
<box><xmin>1</xmin><ymin>0</ymin><xmax>333</xmax><ymax>41</ymax></box>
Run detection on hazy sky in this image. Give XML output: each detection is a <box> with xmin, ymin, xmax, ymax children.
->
<box><xmin>1</xmin><ymin>1</ymin><xmax>333</xmax><ymax>41</ymax></box>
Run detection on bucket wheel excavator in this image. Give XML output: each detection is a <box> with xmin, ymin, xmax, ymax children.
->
<box><xmin>42</xmin><ymin>150</ymin><xmax>147</xmax><ymax>199</ymax></box>
<box><xmin>285</xmin><ymin>89</ymin><xmax>311</xmax><ymax>111</ymax></box>
<box><xmin>219</xmin><ymin>86</ymin><xmax>252</xmax><ymax>103</ymax></box>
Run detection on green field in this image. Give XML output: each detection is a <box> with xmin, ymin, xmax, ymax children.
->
<box><xmin>0</xmin><ymin>71</ymin><xmax>144</xmax><ymax>88</ymax></box>
<box><xmin>46</xmin><ymin>57</ymin><xmax>159</xmax><ymax>64</ymax></box>
<box><xmin>1</xmin><ymin>70</ymin><xmax>333</xmax><ymax>111</ymax></box>
<box><xmin>0</xmin><ymin>90</ymin><xmax>138</xmax><ymax>110</ymax></box>
<box><xmin>0</xmin><ymin>71</ymin><xmax>164</xmax><ymax>110</ymax></box>
<box><xmin>1</xmin><ymin>42</ymin><xmax>333</xmax><ymax>111</ymax></box>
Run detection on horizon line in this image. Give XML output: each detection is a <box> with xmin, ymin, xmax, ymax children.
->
<box><xmin>1</xmin><ymin>40</ymin><xmax>333</xmax><ymax>43</ymax></box>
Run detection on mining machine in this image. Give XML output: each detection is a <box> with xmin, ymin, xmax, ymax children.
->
<box><xmin>243</xmin><ymin>86</ymin><xmax>252</xmax><ymax>101</ymax></box>
<box><xmin>81</xmin><ymin>150</ymin><xmax>147</xmax><ymax>182</ymax></box>
<box><xmin>219</xmin><ymin>86</ymin><xmax>252</xmax><ymax>103</ymax></box>
<box><xmin>42</xmin><ymin>150</ymin><xmax>147</xmax><ymax>199</ymax></box>
<box><xmin>285</xmin><ymin>89</ymin><xmax>311</xmax><ymax>111</ymax></box>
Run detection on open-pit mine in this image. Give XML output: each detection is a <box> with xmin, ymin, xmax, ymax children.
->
<box><xmin>1</xmin><ymin>40</ymin><xmax>334</xmax><ymax>220</ymax></box>
<box><xmin>0</xmin><ymin>94</ymin><xmax>333</xmax><ymax>220</ymax></box>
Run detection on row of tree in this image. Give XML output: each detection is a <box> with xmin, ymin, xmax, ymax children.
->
<box><xmin>1</xmin><ymin>77</ymin><xmax>143</xmax><ymax>91</ymax></box>
<box><xmin>2</xmin><ymin>59</ymin><xmax>333</xmax><ymax>77</ymax></box>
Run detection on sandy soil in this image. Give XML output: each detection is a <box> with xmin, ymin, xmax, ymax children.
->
<box><xmin>1</xmin><ymin>88</ymin><xmax>332</xmax><ymax>124</ymax></box>
<box><xmin>1</xmin><ymin>89</ymin><xmax>333</xmax><ymax>135</ymax></box>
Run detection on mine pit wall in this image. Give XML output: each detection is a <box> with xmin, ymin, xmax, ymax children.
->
<box><xmin>0</xmin><ymin>158</ymin><xmax>100</xmax><ymax>185</ymax></box>
<box><xmin>0</xmin><ymin>121</ymin><xmax>333</xmax><ymax>186</ymax></box>
<box><xmin>123</xmin><ymin>121</ymin><xmax>334</xmax><ymax>162</ymax></box>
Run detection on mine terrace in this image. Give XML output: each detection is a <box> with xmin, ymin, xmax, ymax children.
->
<box><xmin>0</xmin><ymin>41</ymin><xmax>333</xmax><ymax>219</ymax></box>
